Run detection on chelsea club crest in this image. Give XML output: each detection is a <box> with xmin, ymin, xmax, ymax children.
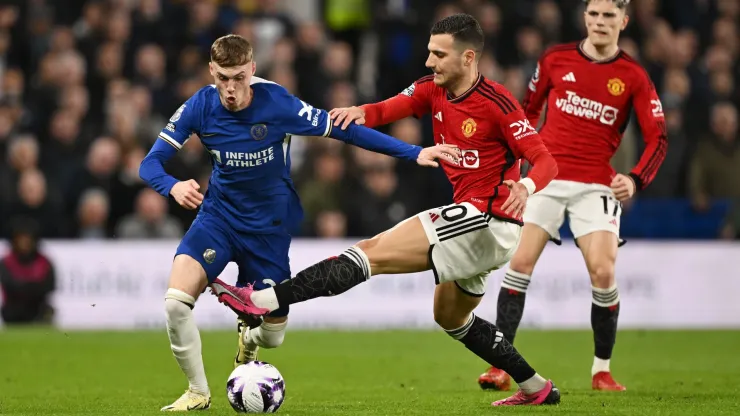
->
<box><xmin>203</xmin><ymin>249</ymin><xmax>216</xmax><ymax>264</ymax></box>
<box><xmin>251</xmin><ymin>124</ymin><xmax>268</xmax><ymax>140</ymax></box>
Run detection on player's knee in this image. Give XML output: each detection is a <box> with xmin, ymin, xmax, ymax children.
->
<box><xmin>433</xmin><ymin>306</ymin><xmax>452</xmax><ymax>329</ymax></box>
<box><xmin>354</xmin><ymin>237</ymin><xmax>390</xmax><ymax>272</ymax></box>
<box><xmin>354</xmin><ymin>237</ymin><xmax>376</xmax><ymax>253</ymax></box>
<box><xmin>165</xmin><ymin>288</ymin><xmax>195</xmax><ymax>322</ymax></box>
<box><xmin>509</xmin><ymin>254</ymin><xmax>536</xmax><ymax>276</ymax></box>
<box><xmin>589</xmin><ymin>263</ymin><xmax>615</xmax><ymax>288</ymax></box>
<box><xmin>249</xmin><ymin>320</ymin><xmax>287</xmax><ymax>349</ymax></box>
<box><xmin>355</xmin><ymin>238</ymin><xmax>380</xmax><ymax>260</ymax></box>
<box><xmin>169</xmin><ymin>255</ymin><xmax>209</xmax><ymax>298</ymax></box>
<box><xmin>509</xmin><ymin>250</ymin><xmax>537</xmax><ymax>276</ymax></box>
<box><xmin>433</xmin><ymin>302</ymin><xmax>465</xmax><ymax>331</ymax></box>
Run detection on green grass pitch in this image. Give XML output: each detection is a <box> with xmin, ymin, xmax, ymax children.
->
<box><xmin>1</xmin><ymin>329</ymin><xmax>739</xmax><ymax>415</ymax></box>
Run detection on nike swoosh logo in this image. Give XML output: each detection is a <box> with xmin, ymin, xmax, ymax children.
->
<box><xmin>201</xmin><ymin>133</ymin><xmax>217</xmax><ymax>137</ymax></box>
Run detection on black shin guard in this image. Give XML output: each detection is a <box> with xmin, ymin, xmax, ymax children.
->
<box><xmin>446</xmin><ymin>314</ymin><xmax>536</xmax><ymax>383</ymax></box>
<box><xmin>496</xmin><ymin>270</ymin><xmax>531</xmax><ymax>343</ymax></box>
<box><xmin>273</xmin><ymin>247</ymin><xmax>370</xmax><ymax>306</ymax></box>
<box><xmin>591</xmin><ymin>286</ymin><xmax>620</xmax><ymax>360</ymax></box>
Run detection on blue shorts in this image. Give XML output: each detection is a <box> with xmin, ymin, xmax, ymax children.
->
<box><xmin>176</xmin><ymin>210</ymin><xmax>291</xmax><ymax>317</ymax></box>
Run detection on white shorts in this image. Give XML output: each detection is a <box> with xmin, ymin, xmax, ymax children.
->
<box><xmin>418</xmin><ymin>202</ymin><xmax>522</xmax><ymax>296</ymax></box>
<box><xmin>523</xmin><ymin>179</ymin><xmax>621</xmax><ymax>243</ymax></box>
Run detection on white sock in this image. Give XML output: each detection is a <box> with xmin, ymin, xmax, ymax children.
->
<box><xmin>518</xmin><ymin>373</ymin><xmax>547</xmax><ymax>395</ymax></box>
<box><xmin>165</xmin><ymin>289</ymin><xmax>209</xmax><ymax>395</ymax></box>
<box><xmin>246</xmin><ymin>320</ymin><xmax>288</xmax><ymax>349</ymax></box>
<box><xmin>251</xmin><ymin>287</ymin><xmax>280</xmax><ymax>311</ymax></box>
<box><xmin>592</xmin><ymin>357</ymin><xmax>610</xmax><ymax>376</ymax></box>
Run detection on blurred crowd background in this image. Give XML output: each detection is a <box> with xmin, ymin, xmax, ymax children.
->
<box><xmin>0</xmin><ymin>0</ymin><xmax>738</xmax><ymax>242</ymax></box>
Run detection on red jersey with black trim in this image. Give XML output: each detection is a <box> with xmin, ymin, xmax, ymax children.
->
<box><xmin>361</xmin><ymin>74</ymin><xmax>557</xmax><ymax>223</ymax></box>
<box><xmin>523</xmin><ymin>41</ymin><xmax>667</xmax><ymax>190</ymax></box>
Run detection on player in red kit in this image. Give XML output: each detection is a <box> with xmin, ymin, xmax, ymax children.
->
<box><xmin>211</xmin><ymin>14</ymin><xmax>562</xmax><ymax>406</ymax></box>
<box><xmin>478</xmin><ymin>0</ymin><xmax>667</xmax><ymax>392</ymax></box>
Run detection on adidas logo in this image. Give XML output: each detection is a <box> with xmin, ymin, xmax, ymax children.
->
<box><xmin>429</xmin><ymin>212</ymin><xmax>440</xmax><ymax>222</ymax></box>
<box><xmin>562</xmin><ymin>72</ymin><xmax>576</xmax><ymax>82</ymax></box>
<box><xmin>492</xmin><ymin>330</ymin><xmax>503</xmax><ymax>350</ymax></box>
<box><xmin>434</xmin><ymin>112</ymin><xmax>443</xmax><ymax>121</ymax></box>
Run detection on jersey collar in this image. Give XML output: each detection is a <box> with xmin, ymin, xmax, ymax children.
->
<box><xmin>447</xmin><ymin>73</ymin><xmax>483</xmax><ymax>103</ymax></box>
<box><xmin>577</xmin><ymin>39</ymin><xmax>622</xmax><ymax>64</ymax></box>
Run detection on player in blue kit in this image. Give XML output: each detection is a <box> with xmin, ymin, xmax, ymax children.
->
<box><xmin>138</xmin><ymin>34</ymin><xmax>458</xmax><ymax>411</ymax></box>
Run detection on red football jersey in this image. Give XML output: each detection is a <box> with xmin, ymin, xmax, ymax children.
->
<box><xmin>361</xmin><ymin>74</ymin><xmax>557</xmax><ymax>223</ymax></box>
<box><xmin>523</xmin><ymin>41</ymin><xmax>667</xmax><ymax>190</ymax></box>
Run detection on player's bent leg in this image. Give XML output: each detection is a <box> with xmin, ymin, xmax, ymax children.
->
<box><xmin>576</xmin><ymin>231</ymin><xmax>626</xmax><ymax>392</ymax></box>
<box><xmin>164</xmin><ymin>213</ymin><xmax>235</xmax><ymax>411</ymax></box>
<box><xmin>162</xmin><ymin>254</ymin><xmax>212</xmax><ymax>411</ymax></box>
<box><xmin>355</xmin><ymin>216</ymin><xmax>430</xmax><ymax>275</ymax></box>
<box><xmin>233</xmin><ymin>230</ymin><xmax>293</xmax><ymax>366</ymax></box>
<box><xmin>480</xmin><ymin>223</ymin><xmax>551</xmax><ymax>391</ymax></box>
<box><xmin>434</xmin><ymin>282</ymin><xmax>560</xmax><ymax>406</ymax></box>
<box><xmin>212</xmin><ymin>216</ymin><xmax>431</xmax><ymax>317</ymax></box>
<box><xmin>433</xmin><ymin>281</ymin><xmax>483</xmax><ymax>330</ymax></box>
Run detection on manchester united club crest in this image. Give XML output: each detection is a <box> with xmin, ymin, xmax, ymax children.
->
<box><xmin>461</xmin><ymin>118</ymin><xmax>477</xmax><ymax>138</ymax></box>
<box><xmin>607</xmin><ymin>78</ymin><xmax>625</xmax><ymax>96</ymax></box>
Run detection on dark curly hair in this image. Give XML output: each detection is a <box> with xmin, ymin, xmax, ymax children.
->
<box><xmin>430</xmin><ymin>13</ymin><xmax>484</xmax><ymax>56</ymax></box>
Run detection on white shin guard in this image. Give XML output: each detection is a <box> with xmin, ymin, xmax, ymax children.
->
<box><xmin>165</xmin><ymin>288</ymin><xmax>209</xmax><ymax>395</ymax></box>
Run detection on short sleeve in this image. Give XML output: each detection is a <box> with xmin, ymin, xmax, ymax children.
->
<box><xmin>157</xmin><ymin>90</ymin><xmax>205</xmax><ymax>150</ymax></box>
<box><xmin>276</xmin><ymin>89</ymin><xmax>333</xmax><ymax>137</ymax></box>
<box><xmin>398</xmin><ymin>76</ymin><xmax>435</xmax><ymax>118</ymax></box>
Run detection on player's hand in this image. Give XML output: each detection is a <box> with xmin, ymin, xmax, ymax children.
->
<box><xmin>170</xmin><ymin>179</ymin><xmax>204</xmax><ymax>210</ymax></box>
<box><xmin>610</xmin><ymin>173</ymin><xmax>636</xmax><ymax>202</ymax></box>
<box><xmin>501</xmin><ymin>179</ymin><xmax>528</xmax><ymax>219</ymax></box>
<box><xmin>417</xmin><ymin>144</ymin><xmax>460</xmax><ymax>167</ymax></box>
<box><xmin>329</xmin><ymin>106</ymin><xmax>366</xmax><ymax>130</ymax></box>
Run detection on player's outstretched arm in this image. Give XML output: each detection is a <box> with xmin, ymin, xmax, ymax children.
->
<box><xmin>329</xmin><ymin>76</ymin><xmax>435</xmax><ymax>130</ymax></box>
<box><xmin>283</xmin><ymin>92</ymin><xmax>457</xmax><ymax>166</ymax></box>
<box><xmin>331</xmin><ymin>123</ymin><xmax>460</xmax><ymax>167</ymax></box>
<box><xmin>329</xmin><ymin>94</ymin><xmax>416</xmax><ymax>130</ymax></box>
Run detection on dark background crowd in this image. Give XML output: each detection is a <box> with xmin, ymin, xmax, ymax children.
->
<box><xmin>0</xmin><ymin>0</ymin><xmax>738</xmax><ymax>242</ymax></box>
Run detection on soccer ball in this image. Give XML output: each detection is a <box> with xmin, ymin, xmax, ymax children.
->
<box><xmin>226</xmin><ymin>361</ymin><xmax>286</xmax><ymax>413</ymax></box>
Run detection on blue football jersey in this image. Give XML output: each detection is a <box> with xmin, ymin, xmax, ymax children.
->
<box><xmin>141</xmin><ymin>77</ymin><xmax>422</xmax><ymax>234</ymax></box>
<box><xmin>157</xmin><ymin>78</ymin><xmax>338</xmax><ymax>233</ymax></box>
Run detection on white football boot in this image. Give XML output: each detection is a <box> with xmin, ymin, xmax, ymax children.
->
<box><xmin>160</xmin><ymin>389</ymin><xmax>211</xmax><ymax>411</ymax></box>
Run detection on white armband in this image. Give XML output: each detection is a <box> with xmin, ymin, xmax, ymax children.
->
<box><xmin>519</xmin><ymin>177</ymin><xmax>536</xmax><ymax>195</ymax></box>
